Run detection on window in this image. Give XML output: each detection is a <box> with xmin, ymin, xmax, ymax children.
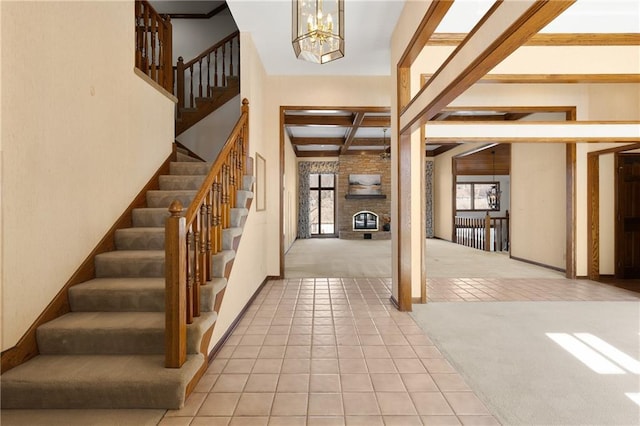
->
<box><xmin>456</xmin><ymin>182</ymin><xmax>500</xmax><ymax>211</ymax></box>
<box><xmin>309</xmin><ymin>173</ymin><xmax>336</xmax><ymax>236</ymax></box>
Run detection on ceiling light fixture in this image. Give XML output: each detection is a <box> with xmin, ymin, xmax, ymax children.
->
<box><xmin>380</xmin><ymin>128</ymin><xmax>391</xmax><ymax>160</ymax></box>
<box><xmin>292</xmin><ymin>0</ymin><xmax>344</xmax><ymax>64</ymax></box>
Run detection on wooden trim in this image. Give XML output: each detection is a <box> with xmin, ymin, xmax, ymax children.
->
<box><xmin>168</xmin><ymin>3</ymin><xmax>228</xmax><ymax>20</ymax></box>
<box><xmin>428</xmin><ymin>32</ymin><xmax>640</xmax><ymax>46</ymax></box>
<box><xmin>423</xmin><ymin>73</ymin><xmax>640</xmax><ymax>84</ymax></box>
<box><xmin>291</xmin><ymin>137</ymin><xmax>344</xmax><ymax>146</ymax></box>
<box><xmin>296</xmin><ymin>151</ymin><xmax>342</xmax><ymax>158</ymax></box>
<box><xmin>279</xmin><ymin>107</ymin><xmax>286</xmax><ymax>278</ymax></box>
<box><xmin>412</xmin><ymin>297</ymin><xmax>424</xmax><ymax>304</ymax></box>
<box><xmin>401</xmin><ymin>0</ymin><xmax>576</xmax><ymax>133</ymax></box>
<box><xmin>420</xmin><ymin>125</ymin><xmax>427</xmax><ymax>304</ymax></box>
<box><xmin>397</xmin><ymin>132</ymin><xmax>412</xmax><ymax>312</ymax></box>
<box><xmin>587</xmin><ymin>153</ymin><xmax>600</xmax><ymax>280</ymax></box>
<box><xmin>1</xmin><ymin>153</ymin><xmax>175</xmax><ymax>373</ymax></box>
<box><xmin>565</xmin><ymin>108</ymin><xmax>577</xmax><ymax>279</ymax></box>
<box><xmin>509</xmin><ymin>255</ymin><xmax>566</xmax><ymax>273</ymax></box>
<box><xmin>207</xmin><ymin>276</ymin><xmax>272</xmax><ymax>363</ymax></box>
<box><xmin>284</xmin><ymin>115</ymin><xmax>390</xmax><ymax>128</ymax></box>
<box><xmin>341</xmin><ymin>113</ymin><xmax>366</xmax><ymax>154</ymax></box>
<box><xmin>398</xmin><ymin>1</ymin><xmax>454</xmax><ymax>68</ymax></box>
<box><xmin>389</xmin><ymin>295</ymin><xmax>400</xmax><ymax>310</ymax></box>
<box><xmin>425</xmin><ymin>137</ymin><xmax>640</xmax><ymax>144</ymax></box>
<box><xmin>587</xmin><ymin>142</ymin><xmax>640</xmax><ymax>156</ymax></box>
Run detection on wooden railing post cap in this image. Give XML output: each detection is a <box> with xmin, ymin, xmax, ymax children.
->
<box><xmin>242</xmin><ymin>98</ymin><xmax>249</xmax><ymax>109</ymax></box>
<box><xmin>169</xmin><ymin>200</ymin><xmax>183</xmax><ymax>216</ymax></box>
<box><xmin>178</xmin><ymin>56</ymin><xmax>184</xmax><ymax>63</ymax></box>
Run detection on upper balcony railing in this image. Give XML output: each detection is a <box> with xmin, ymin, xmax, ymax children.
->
<box><xmin>135</xmin><ymin>0</ymin><xmax>173</xmax><ymax>93</ymax></box>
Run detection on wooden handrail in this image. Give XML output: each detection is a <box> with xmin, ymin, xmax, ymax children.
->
<box><xmin>165</xmin><ymin>99</ymin><xmax>249</xmax><ymax>368</ymax></box>
<box><xmin>455</xmin><ymin>211</ymin><xmax>510</xmax><ymax>252</ymax></box>
<box><xmin>135</xmin><ymin>0</ymin><xmax>173</xmax><ymax>92</ymax></box>
<box><xmin>175</xmin><ymin>31</ymin><xmax>240</xmax><ymax>111</ymax></box>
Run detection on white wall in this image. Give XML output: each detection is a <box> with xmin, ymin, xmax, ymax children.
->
<box><xmin>283</xmin><ymin>132</ymin><xmax>298</xmax><ymax>252</ymax></box>
<box><xmin>171</xmin><ymin>9</ymin><xmax>238</xmax><ymax>64</ymax></box>
<box><xmin>209</xmin><ymin>33</ymin><xmax>268</xmax><ymax>351</ymax></box>
<box><xmin>1</xmin><ymin>1</ymin><xmax>175</xmax><ymax>350</ymax></box>
<box><xmin>176</xmin><ymin>95</ymin><xmax>242</xmax><ymax>161</ymax></box>
<box><xmin>511</xmin><ymin>144</ymin><xmax>566</xmax><ymax>270</ymax></box>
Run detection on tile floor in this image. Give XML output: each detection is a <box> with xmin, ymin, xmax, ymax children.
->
<box><xmin>160</xmin><ymin>278</ymin><xmax>499</xmax><ymax>426</ymax></box>
<box><xmin>427</xmin><ymin>277</ymin><xmax>640</xmax><ymax>302</ymax></box>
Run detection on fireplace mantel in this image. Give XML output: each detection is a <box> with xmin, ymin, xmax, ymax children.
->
<box><xmin>345</xmin><ymin>194</ymin><xmax>387</xmax><ymax>199</ymax></box>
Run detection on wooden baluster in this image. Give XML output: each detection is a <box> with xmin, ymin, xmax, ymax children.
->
<box><xmin>206</xmin><ymin>54</ymin><xmax>211</xmax><ymax>97</ymax></box>
<box><xmin>485</xmin><ymin>213</ymin><xmax>491</xmax><ymax>251</ymax></box>
<box><xmin>505</xmin><ymin>210</ymin><xmax>510</xmax><ymax>251</ymax></box>
<box><xmin>214</xmin><ymin>48</ymin><xmax>219</xmax><ymax>87</ymax></box>
<box><xmin>229</xmin><ymin>37</ymin><xmax>234</xmax><ymax>77</ymax></box>
<box><xmin>193</xmin><ymin>211</ymin><xmax>201</xmax><ymax>318</ymax></box>
<box><xmin>135</xmin><ymin>2</ymin><xmax>142</xmax><ymax>69</ymax></box>
<box><xmin>150</xmin><ymin>13</ymin><xmax>156</xmax><ymax>81</ymax></box>
<box><xmin>198</xmin><ymin>58</ymin><xmax>203</xmax><ymax>98</ymax></box>
<box><xmin>165</xmin><ymin>201</ymin><xmax>186</xmax><ymax>368</ymax></box>
<box><xmin>186</xmin><ymin>225</ymin><xmax>194</xmax><ymax>324</ymax></box>
<box><xmin>176</xmin><ymin>57</ymin><xmax>185</xmax><ymax>111</ymax></box>
<box><xmin>222</xmin><ymin>44</ymin><xmax>226</xmax><ymax>86</ymax></box>
<box><xmin>157</xmin><ymin>19</ymin><xmax>163</xmax><ymax>88</ymax></box>
<box><xmin>205</xmin><ymin>190</ymin><xmax>213</xmax><ymax>280</ymax></box>
<box><xmin>216</xmin><ymin>179</ymin><xmax>223</xmax><ymax>251</ymax></box>
<box><xmin>142</xmin><ymin>4</ymin><xmax>149</xmax><ymax>72</ymax></box>
<box><xmin>189</xmin><ymin>64</ymin><xmax>194</xmax><ymax>108</ymax></box>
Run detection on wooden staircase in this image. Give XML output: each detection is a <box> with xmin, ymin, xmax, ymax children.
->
<box><xmin>1</xmin><ymin>101</ymin><xmax>253</xmax><ymax>409</ymax></box>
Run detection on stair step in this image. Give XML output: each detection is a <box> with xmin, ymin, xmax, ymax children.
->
<box><xmin>37</xmin><ymin>311</ymin><xmax>217</xmax><ymax>355</ymax></box>
<box><xmin>69</xmin><ymin>278</ymin><xmax>166</xmax><ymax>312</ymax></box>
<box><xmin>68</xmin><ymin>277</ymin><xmax>224</xmax><ymax>313</ymax></box>
<box><xmin>176</xmin><ymin>151</ymin><xmax>202</xmax><ymax>163</ymax></box>
<box><xmin>236</xmin><ymin>190</ymin><xmax>254</xmax><ymax>209</ymax></box>
<box><xmin>159</xmin><ymin>175</ymin><xmax>205</xmax><ymax>190</ymax></box>
<box><xmin>132</xmin><ymin>207</ymin><xmax>171</xmax><ymax>227</ymax></box>
<box><xmin>115</xmin><ymin>227</ymin><xmax>165</xmax><ymax>250</ymax></box>
<box><xmin>146</xmin><ymin>190</ymin><xmax>197</xmax><ymax>208</ymax></box>
<box><xmin>230</xmin><ymin>208</ymin><xmax>249</xmax><ymax>228</ymax></box>
<box><xmin>95</xmin><ymin>250</ymin><xmax>164</xmax><ymax>278</ymax></box>
<box><xmin>243</xmin><ymin>175</ymin><xmax>255</xmax><ymax>191</ymax></box>
<box><xmin>0</xmin><ymin>354</ymin><xmax>204</xmax><ymax>409</ymax></box>
<box><xmin>212</xmin><ymin>250</ymin><xmax>235</xmax><ymax>278</ymax></box>
<box><xmin>170</xmin><ymin>162</ymin><xmax>211</xmax><ymax>176</ymax></box>
<box><xmin>222</xmin><ymin>227</ymin><xmax>243</xmax><ymax>251</ymax></box>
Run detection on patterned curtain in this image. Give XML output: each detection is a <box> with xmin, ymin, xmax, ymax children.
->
<box><xmin>298</xmin><ymin>161</ymin><xmax>339</xmax><ymax>239</ymax></box>
<box><xmin>426</xmin><ymin>161</ymin><xmax>434</xmax><ymax>238</ymax></box>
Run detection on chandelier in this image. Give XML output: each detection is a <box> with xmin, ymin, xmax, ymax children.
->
<box><xmin>380</xmin><ymin>128</ymin><xmax>391</xmax><ymax>160</ymax></box>
<box><xmin>292</xmin><ymin>0</ymin><xmax>344</xmax><ymax>64</ymax></box>
<box><xmin>486</xmin><ymin>149</ymin><xmax>501</xmax><ymax>210</ymax></box>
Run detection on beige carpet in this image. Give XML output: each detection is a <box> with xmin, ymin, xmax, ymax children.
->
<box><xmin>285</xmin><ymin>238</ymin><xmax>563</xmax><ymax>279</ymax></box>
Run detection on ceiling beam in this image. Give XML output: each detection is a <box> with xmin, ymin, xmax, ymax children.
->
<box><xmin>351</xmin><ymin>138</ymin><xmax>387</xmax><ymax>146</ymax></box>
<box><xmin>296</xmin><ymin>151</ymin><xmax>341</xmax><ymax>158</ymax></box>
<box><xmin>423</xmin><ymin>73</ymin><xmax>640</xmax><ymax>84</ymax></box>
<box><xmin>400</xmin><ymin>0</ymin><xmax>576</xmax><ymax>134</ymax></box>
<box><xmin>341</xmin><ymin>112</ymin><xmax>366</xmax><ymax>154</ymax></box>
<box><xmin>290</xmin><ymin>137</ymin><xmax>344</xmax><ymax>146</ymax></box>
<box><xmin>425</xmin><ymin>144</ymin><xmax>461</xmax><ymax>157</ymax></box>
<box><xmin>427</xmin><ymin>32</ymin><xmax>640</xmax><ymax>46</ymax></box>
<box><xmin>284</xmin><ymin>115</ymin><xmax>389</xmax><ymax>127</ymax></box>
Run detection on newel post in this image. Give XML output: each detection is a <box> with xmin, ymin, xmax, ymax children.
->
<box><xmin>176</xmin><ymin>57</ymin><xmax>185</xmax><ymax>111</ymax></box>
<box><xmin>484</xmin><ymin>212</ymin><xmax>491</xmax><ymax>252</ymax></box>
<box><xmin>241</xmin><ymin>98</ymin><xmax>249</xmax><ymax>166</ymax></box>
<box><xmin>165</xmin><ymin>200</ymin><xmax>187</xmax><ymax>368</ymax></box>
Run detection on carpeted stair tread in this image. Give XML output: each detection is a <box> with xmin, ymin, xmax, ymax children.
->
<box><xmin>222</xmin><ymin>227</ymin><xmax>243</xmax><ymax>250</ymax></box>
<box><xmin>0</xmin><ymin>354</ymin><xmax>204</xmax><ymax>409</ymax></box>
<box><xmin>37</xmin><ymin>312</ymin><xmax>165</xmax><ymax>355</ymax></box>
<box><xmin>176</xmin><ymin>151</ymin><xmax>202</xmax><ymax>163</ymax></box>
<box><xmin>146</xmin><ymin>190</ymin><xmax>197</xmax><ymax>208</ymax></box>
<box><xmin>95</xmin><ymin>250</ymin><xmax>164</xmax><ymax>278</ymax></box>
<box><xmin>170</xmin><ymin>162</ymin><xmax>211</xmax><ymax>176</ymax></box>
<box><xmin>69</xmin><ymin>278</ymin><xmax>222</xmax><ymax>313</ymax></box>
<box><xmin>37</xmin><ymin>311</ymin><xmax>218</xmax><ymax>355</ymax></box>
<box><xmin>132</xmin><ymin>207</ymin><xmax>172</xmax><ymax>227</ymax></box>
<box><xmin>69</xmin><ymin>278</ymin><xmax>166</xmax><ymax>312</ymax></box>
<box><xmin>236</xmin><ymin>190</ymin><xmax>254</xmax><ymax>209</ymax></box>
<box><xmin>212</xmin><ymin>250</ymin><xmax>235</xmax><ymax>278</ymax></box>
<box><xmin>243</xmin><ymin>175</ymin><xmax>255</xmax><ymax>191</ymax></box>
<box><xmin>231</xmin><ymin>208</ymin><xmax>249</xmax><ymax>228</ymax></box>
<box><xmin>159</xmin><ymin>175</ymin><xmax>205</xmax><ymax>190</ymax></box>
<box><xmin>115</xmin><ymin>227</ymin><xmax>165</xmax><ymax>250</ymax></box>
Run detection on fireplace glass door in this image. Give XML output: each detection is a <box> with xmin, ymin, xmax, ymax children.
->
<box><xmin>309</xmin><ymin>173</ymin><xmax>336</xmax><ymax>236</ymax></box>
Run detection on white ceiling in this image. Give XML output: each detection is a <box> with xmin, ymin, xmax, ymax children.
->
<box><xmin>226</xmin><ymin>0</ymin><xmax>640</xmax><ymax>77</ymax></box>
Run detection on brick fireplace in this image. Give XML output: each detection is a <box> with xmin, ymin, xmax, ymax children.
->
<box><xmin>338</xmin><ymin>155</ymin><xmax>391</xmax><ymax>240</ymax></box>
